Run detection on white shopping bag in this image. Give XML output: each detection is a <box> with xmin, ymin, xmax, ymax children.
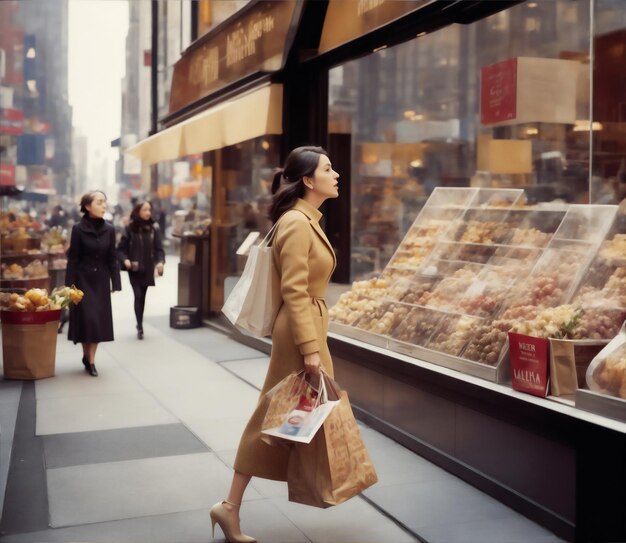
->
<box><xmin>222</xmin><ymin>225</ymin><xmax>278</xmax><ymax>337</ymax></box>
<box><xmin>262</xmin><ymin>374</ymin><xmax>340</xmax><ymax>444</ymax></box>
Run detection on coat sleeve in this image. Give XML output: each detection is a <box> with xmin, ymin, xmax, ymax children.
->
<box><xmin>153</xmin><ymin>225</ymin><xmax>165</xmax><ymax>264</ymax></box>
<box><xmin>65</xmin><ymin>225</ymin><xmax>80</xmax><ymax>287</ymax></box>
<box><xmin>276</xmin><ymin>214</ymin><xmax>319</xmax><ymax>355</ymax></box>
<box><xmin>116</xmin><ymin>226</ymin><xmax>130</xmax><ymax>263</ymax></box>
<box><xmin>108</xmin><ymin>227</ymin><xmax>122</xmax><ymax>291</ymax></box>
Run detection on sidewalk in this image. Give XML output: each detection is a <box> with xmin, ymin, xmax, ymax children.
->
<box><xmin>0</xmin><ymin>257</ymin><xmax>565</xmax><ymax>543</ymax></box>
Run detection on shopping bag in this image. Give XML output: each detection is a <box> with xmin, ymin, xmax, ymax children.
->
<box><xmin>1</xmin><ymin>310</ymin><xmax>61</xmax><ymax>380</ymax></box>
<box><xmin>262</xmin><ymin>373</ymin><xmax>340</xmax><ymax>444</ymax></box>
<box><xmin>261</xmin><ymin>371</ymin><xmax>317</xmax><ymax>446</ymax></box>
<box><xmin>586</xmin><ymin>322</ymin><xmax>626</xmax><ymax>399</ymax></box>
<box><xmin>287</xmin><ymin>387</ymin><xmax>379</xmax><ymax>508</ymax></box>
<box><xmin>222</xmin><ymin>224</ymin><xmax>278</xmax><ymax>337</ymax></box>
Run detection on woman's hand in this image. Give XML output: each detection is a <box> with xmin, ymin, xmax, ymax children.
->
<box><xmin>123</xmin><ymin>259</ymin><xmax>131</xmax><ymax>270</ymax></box>
<box><xmin>303</xmin><ymin>352</ymin><xmax>321</xmax><ymax>376</ymax></box>
<box><xmin>156</xmin><ymin>263</ymin><xmax>164</xmax><ymax>276</ymax></box>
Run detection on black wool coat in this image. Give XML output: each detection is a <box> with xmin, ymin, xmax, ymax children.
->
<box><xmin>116</xmin><ymin>221</ymin><xmax>165</xmax><ymax>287</ymax></box>
<box><xmin>66</xmin><ymin>216</ymin><xmax>121</xmax><ymax>344</ymax></box>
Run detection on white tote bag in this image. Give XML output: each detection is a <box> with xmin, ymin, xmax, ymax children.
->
<box><xmin>222</xmin><ymin>224</ymin><xmax>278</xmax><ymax>337</ymax></box>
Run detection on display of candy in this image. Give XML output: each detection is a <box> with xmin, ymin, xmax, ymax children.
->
<box><xmin>508</xmin><ymin>228</ymin><xmax>552</xmax><ymax>247</ymax></box>
<box><xmin>391</xmin><ymin>307</ymin><xmax>443</xmax><ymax>345</ymax></box>
<box><xmin>329</xmin><ymin>278</ymin><xmax>391</xmax><ymax>325</ymax></box>
<box><xmin>457</xmin><ymin>221</ymin><xmax>512</xmax><ymax>244</ymax></box>
<box><xmin>598</xmin><ymin>234</ymin><xmax>626</xmax><ymax>265</ymax></box>
<box><xmin>461</xmin><ymin>320</ymin><xmax>513</xmax><ymax>366</ymax></box>
<box><xmin>510</xmin><ymin>305</ymin><xmax>582</xmax><ymax>338</ymax></box>
<box><xmin>570</xmin><ymin>308</ymin><xmax>626</xmax><ymax>340</ymax></box>
<box><xmin>427</xmin><ymin>315</ymin><xmax>479</xmax><ymax>356</ymax></box>
<box><xmin>500</xmin><ymin>304</ymin><xmax>541</xmax><ymax>322</ymax></box>
<box><xmin>459</xmin><ymin>288</ymin><xmax>506</xmax><ymax>318</ymax></box>
<box><xmin>507</xmin><ymin>272</ymin><xmax>565</xmax><ymax>309</ymax></box>
<box><xmin>354</xmin><ymin>302</ymin><xmax>411</xmax><ymax>336</ymax></box>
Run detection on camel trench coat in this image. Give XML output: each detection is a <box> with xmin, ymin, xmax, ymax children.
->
<box><xmin>233</xmin><ymin>198</ymin><xmax>336</xmax><ymax>481</ymax></box>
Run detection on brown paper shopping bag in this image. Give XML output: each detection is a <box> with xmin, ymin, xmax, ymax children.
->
<box><xmin>2</xmin><ymin>310</ymin><xmax>61</xmax><ymax>380</ymax></box>
<box><xmin>287</xmin><ymin>390</ymin><xmax>378</xmax><ymax>508</ymax></box>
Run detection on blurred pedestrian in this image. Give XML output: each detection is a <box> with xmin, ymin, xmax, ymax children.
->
<box><xmin>210</xmin><ymin>146</ymin><xmax>339</xmax><ymax>543</ymax></box>
<box><xmin>66</xmin><ymin>191</ymin><xmax>121</xmax><ymax>377</ymax></box>
<box><xmin>116</xmin><ymin>200</ymin><xmax>165</xmax><ymax>339</ymax></box>
<box><xmin>48</xmin><ymin>205</ymin><xmax>68</xmax><ymax>229</ymax></box>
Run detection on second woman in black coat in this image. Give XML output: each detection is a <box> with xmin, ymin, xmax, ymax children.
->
<box><xmin>66</xmin><ymin>191</ymin><xmax>122</xmax><ymax>377</ymax></box>
<box><xmin>116</xmin><ymin>201</ymin><xmax>165</xmax><ymax>339</ymax></box>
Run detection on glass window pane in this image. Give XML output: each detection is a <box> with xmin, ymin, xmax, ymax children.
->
<box><xmin>328</xmin><ymin>0</ymin><xmax>592</xmax><ymax>281</ymax></box>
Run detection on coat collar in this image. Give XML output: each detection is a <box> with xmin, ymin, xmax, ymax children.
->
<box><xmin>292</xmin><ymin>199</ymin><xmax>336</xmax><ymax>271</ymax></box>
<box><xmin>77</xmin><ymin>215</ymin><xmax>107</xmax><ymax>236</ymax></box>
<box><xmin>293</xmin><ymin>198</ymin><xmax>322</xmax><ymax>223</ymax></box>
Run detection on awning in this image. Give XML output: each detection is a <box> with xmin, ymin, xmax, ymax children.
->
<box><xmin>125</xmin><ymin>84</ymin><xmax>283</xmax><ymax>165</ymax></box>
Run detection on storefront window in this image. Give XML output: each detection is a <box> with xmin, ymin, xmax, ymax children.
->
<box><xmin>208</xmin><ymin>135</ymin><xmax>279</xmax><ymax>310</ymax></box>
<box><xmin>591</xmin><ymin>0</ymin><xmax>626</xmax><ymax>204</ymax></box>
<box><xmin>328</xmin><ymin>0</ymin><xmax>608</xmax><ymax>281</ymax></box>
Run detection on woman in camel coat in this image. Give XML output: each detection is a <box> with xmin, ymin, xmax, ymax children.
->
<box><xmin>210</xmin><ymin>146</ymin><xmax>339</xmax><ymax>543</ymax></box>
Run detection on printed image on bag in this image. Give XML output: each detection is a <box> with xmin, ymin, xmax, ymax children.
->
<box><xmin>263</xmin><ymin>373</ymin><xmax>339</xmax><ymax>444</ymax></box>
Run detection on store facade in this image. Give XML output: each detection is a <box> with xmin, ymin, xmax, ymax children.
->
<box><xmin>127</xmin><ymin>1</ymin><xmax>626</xmax><ymax>540</ymax></box>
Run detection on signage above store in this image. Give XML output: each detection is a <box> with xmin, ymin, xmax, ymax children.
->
<box><xmin>318</xmin><ymin>0</ymin><xmax>431</xmax><ymax>54</ymax></box>
<box><xmin>169</xmin><ymin>0</ymin><xmax>298</xmax><ymax>115</ymax></box>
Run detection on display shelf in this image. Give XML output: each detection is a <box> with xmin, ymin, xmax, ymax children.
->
<box><xmin>576</xmin><ymin>389</ymin><xmax>626</xmax><ymax>422</ymax></box>
<box><xmin>329</xmin><ymin>187</ymin><xmax>621</xmax><ymax>383</ymax></box>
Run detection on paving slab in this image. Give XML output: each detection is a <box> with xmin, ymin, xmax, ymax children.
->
<box><xmin>47</xmin><ymin>452</ymin><xmax>261</xmax><ymax>527</ymax></box>
<box><xmin>36</xmin><ymin>390</ymin><xmax>178</xmax><ymax>435</ymax></box>
<box><xmin>43</xmin><ymin>423</ymin><xmax>209</xmax><ymax>468</ymax></box>
<box><xmin>221</xmin><ymin>357</ymin><xmax>270</xmax><ymax>389</ymax></box>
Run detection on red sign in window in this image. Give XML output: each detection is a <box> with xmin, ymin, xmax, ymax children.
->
<box><xmin>0</xmin><ymin>164</ymin><xmax>16</xmax><ymax>186</ymax></box>
<box><xmin>480</xmin><ymin>58</ymin><xmax>517</xmax><ymax>125</ymax></box>
<box><xmin>508</xmin><ymin>332</ymin><xmax>550</xmax><ymax>397</ymax></box>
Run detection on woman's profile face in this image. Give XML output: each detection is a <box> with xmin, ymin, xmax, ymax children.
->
<box><xmin>139</xmin><ymin>202</ymin><xmax>152</xmax><ymax>221</ymax></box>
<box><xmin>310</xmin><ymin>154</ymin><xmax>339</xmax><ymax>199</ymax></box>
<box><xmin>86</xmin><ymin>192</ymin><xmax>107</xmax><ymax>219</ymax></box>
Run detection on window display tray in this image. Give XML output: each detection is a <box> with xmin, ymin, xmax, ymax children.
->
<box><xmin>576</xmin><ymin>389</ymin><xmax>626</xmax><ymax>423</ymax></box>
<box><xmin>329</xmin><ymin>321</ymin><xmax>389</xmax><ymax>349</ymax></box>
<box><xmin>387</xmin><ymin>338</ymin><xmax>510</xmax><ymax>383</ymax></box>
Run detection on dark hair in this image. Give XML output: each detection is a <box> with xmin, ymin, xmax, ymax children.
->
<box><xmin>130</xmin><ymin>200</ymin><xmax>153</xmax><ymax>223</ymax></box>
<box><xmin>79</xmin><ymin>191</ymin><xmax>107</xmax><ymax>214</ymax></box>
<box><xmin>269</xmin><ymin>146</ymin><xmax>328</xmax><ymax>223</ymax></box>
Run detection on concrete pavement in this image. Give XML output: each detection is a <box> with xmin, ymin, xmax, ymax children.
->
<box><xmin>0</xmin><ymin>256</ymin><xmax>565</xmax><ymax>542</ymax></box>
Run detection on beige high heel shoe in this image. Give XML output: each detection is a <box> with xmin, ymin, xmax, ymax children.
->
<box><xmin>209</xmin><ymin>500</ymin><xmax>256</xmax><ymax>543</ymax></box>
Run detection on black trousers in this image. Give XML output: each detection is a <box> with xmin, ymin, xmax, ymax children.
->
<box><xmin>129</xmin><ymin>276</ymin><xmax>149</xmax><ymax>329</ymax></box>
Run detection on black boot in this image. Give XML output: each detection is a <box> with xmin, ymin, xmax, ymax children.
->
<box><xmin>137</xmin><ymin>324</ymin><xmax>144</xmax><ymax>340</ymax></box>
<box><xmin>82</xmin><ymin>356</ymin><xmax>90</xmax><ymax>371</ymax></box>
<box><xmin>88</xmin><ymin>364</ymin><xmax>98</xmax><ymax>377</ymax></box>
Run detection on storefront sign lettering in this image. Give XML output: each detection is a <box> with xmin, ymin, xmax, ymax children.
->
<box><xmin>226</xmin><ymin>16</ymin><xmax>275</xmax><ymax>67</ymax></box>
<box><xmin>189</xmin><ymin>44</ymin><xmax>219</xmax><ymax>88</ymax></box>
<box><xmin>169</xmin><ymin>1</ymin><xmax>297</xmax><ymax>116</ymax></box>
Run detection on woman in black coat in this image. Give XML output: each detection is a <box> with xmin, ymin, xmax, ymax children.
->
<box><xmin>116</xmin><ymin>200</ymin><xmax>165</xmax><ymax>339</ymax></box>
<box><xmin>66</xmin><ymin>191</ymin><xmax>122</xmax><ymax>377</ymax></box>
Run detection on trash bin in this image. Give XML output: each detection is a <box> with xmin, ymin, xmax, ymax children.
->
<box><xmin>169</xmin><ymin>306</ymin><xmax>201</xmax><ymax>329</ymax></box>
<box><xmin>1</xmin><ymin>309</ymin><xmax>61</xmax><ymax>380</ymax></box>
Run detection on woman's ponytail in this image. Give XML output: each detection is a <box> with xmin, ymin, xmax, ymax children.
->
<box><xmin>268</xmin><ymin>146</ymin><xmax>328</xmax><ymax>224</ymax></box>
